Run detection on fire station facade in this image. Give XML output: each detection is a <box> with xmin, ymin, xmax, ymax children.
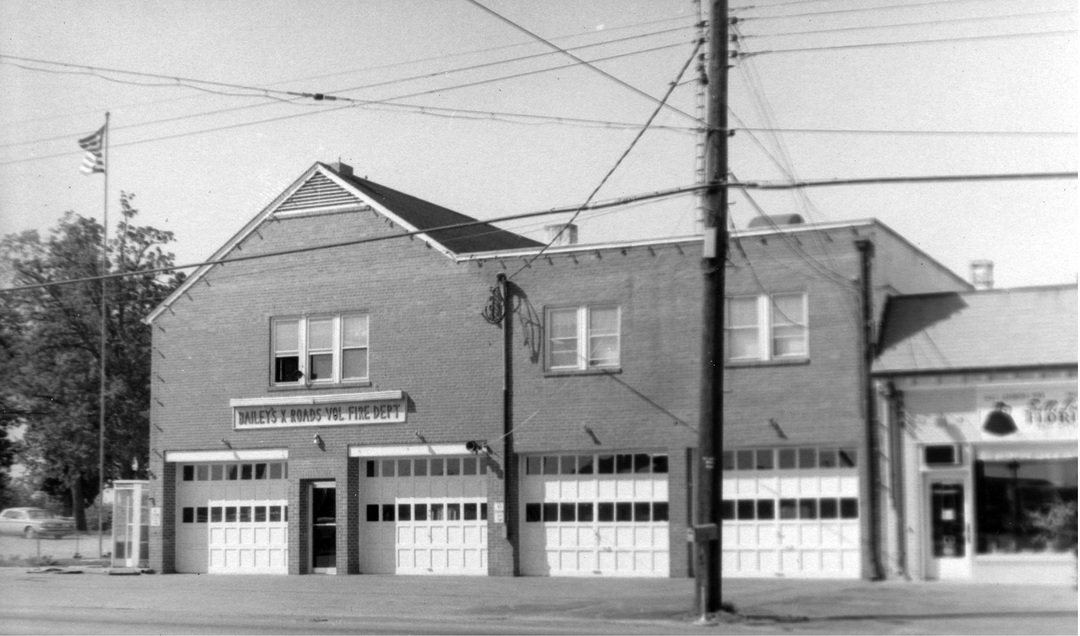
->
<box><xmin>146</xmin><ymin>161</ymin><xmax>971</xmax><ymax>578</ymax></box>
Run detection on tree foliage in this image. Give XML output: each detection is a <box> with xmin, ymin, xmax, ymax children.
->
<box><xmin>0</xmin><ymin>194</ymin><xmax>184</xmax><ymax>527</ymax></box>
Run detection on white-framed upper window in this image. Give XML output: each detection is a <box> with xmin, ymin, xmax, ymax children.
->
<box><xmin>725</xmin><ymin>293</ymin><xmax>807</xmax><ymax>361</ymax></box>
<box><xmin>272</xmin><ymin>314</ymin><xmax>369</xmax><ymax>385</ymax></box>
<box><xmin>546</xmin><ymin>305</ymin><xmax>620</xmax><ymax>371</ymax></box>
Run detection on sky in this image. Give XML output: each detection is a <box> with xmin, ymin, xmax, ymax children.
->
<box><xmin>0</xmin><ymin>0</ymin><xmax>1076</xmax><ymax>289</ymax></box>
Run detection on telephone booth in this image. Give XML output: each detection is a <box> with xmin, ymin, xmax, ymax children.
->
<box><xmin>111</xmin><ymin>480</ymin><xmax>150</xmax><ymax>569</ymax></box>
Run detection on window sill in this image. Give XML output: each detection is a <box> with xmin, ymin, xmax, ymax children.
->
<box><xmin>725</xmin><ymin>358</ymin><xmax>810</xmax><ymax>369</ymax></box>
<box><xmin>543</xmin><ymin>367</ymin><xmax>622</xmax><ymax>378</ymax></box>
<box><xmin>268</xmin><ymin>381</ymin><xmax>373</xmax><ymax>392</ymax></box>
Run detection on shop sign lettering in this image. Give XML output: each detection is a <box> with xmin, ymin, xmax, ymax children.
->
<box><xmin>234</xmin><ymin>400</ymin><xmax>406</xmax><ymax>429</ymax></box>
<box><xmin>978</xmin><ymin>387</ymin><xmax>1077</xmax><ymax>441</ymax></box>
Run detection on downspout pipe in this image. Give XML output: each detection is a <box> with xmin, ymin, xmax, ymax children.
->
<box><xmin>497</xmin><ymin>273</ymin><xmax>518</xmax><ymax>574</ymax></box>
<box><xmin>855</xmin><ymin>238</ymin><xmax>885</xmax><ymax>580</ymax></box>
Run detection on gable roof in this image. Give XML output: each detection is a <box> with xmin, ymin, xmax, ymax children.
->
<box><xmin>873</xmin><ymin>284</ymin><xmax>1078</xmax><ymax>375</ymax></box>
<box><xmin>145</xmin><ymin>161</ymin><xmax>540</xmax><ymax>324</ymax></box>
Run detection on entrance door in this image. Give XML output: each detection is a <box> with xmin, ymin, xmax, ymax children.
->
<box><xmin>311</xmin><ymin>482</ymin><xmax>336</xmax><ymax>574</ymax></box>
<box><xmin>927</xmin><ymin>479</ymin><xmax>971</xmax><ymax>579</ymax></box>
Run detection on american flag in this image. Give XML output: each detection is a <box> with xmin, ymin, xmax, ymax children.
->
<box><xmin>78</xmin><ymin>125</ymin><xmax>106</xmax><ymax>175</ymax></box>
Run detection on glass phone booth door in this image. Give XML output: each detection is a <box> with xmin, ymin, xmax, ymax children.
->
<box><xmin>111</xmin><ymin>480</ymin><xmax>150</xmax><ymax>569</ymax></box>
<box><xmin>927</xmin><ymin>479</ymin><xmax>971</xmax><ymax>579</ymax></box>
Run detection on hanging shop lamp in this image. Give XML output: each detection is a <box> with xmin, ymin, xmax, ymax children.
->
<box><xmin>983</xmin><ymin>401</ymin><xmax>1018</xmax><ymax>436</ymax></box>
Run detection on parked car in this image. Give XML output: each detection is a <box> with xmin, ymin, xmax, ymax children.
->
<box><xmin>0</xmin><ymin>507</ymin><xmax>76</xmax><ymax>539</ymax></box>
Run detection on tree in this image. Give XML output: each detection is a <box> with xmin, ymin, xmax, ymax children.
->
<box><xmin>0</xmin><ymin>194</ymin><xmax>184</xmax><ymax>528</ymax></box>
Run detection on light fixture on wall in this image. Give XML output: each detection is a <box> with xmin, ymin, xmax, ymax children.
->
<box><xmin>221</xmin><ymin>438</ymin><xmax>232</xmax><ymax>449</ymax></box>
<box><xmin>983</xmin><ymin>401</ymin><xmax>1018</xmax><ymax>436</ymax></box>
<box><xmin>313</xmin><ymin>434</ymin><xmax>324</xmax><ymax>450</ymax></box>
<box><xmin>465</xmin><ymin>440</ymin><xmax>491</xmax><ymax>455</ymax></box>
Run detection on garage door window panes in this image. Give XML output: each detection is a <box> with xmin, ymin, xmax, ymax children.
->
<box><xmin>182</xmin><ymin>462</ymin><xmax>288</xmax><ymax>482</ymax></box>
<box><xmin>521</xmin><ymin>452</ymin><xmax>670</xmax><ymax>577</ymax></box>
<box><xmin>722</xmin><ymin>446</ymin><xmax>861</xmax><ymax>578</ymax></box>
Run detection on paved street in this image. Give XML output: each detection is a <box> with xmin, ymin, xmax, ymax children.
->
<box><xmin>0</xmin><ymin>566</ymin><xmax>1076</xmax><ymax>635</ymax></box>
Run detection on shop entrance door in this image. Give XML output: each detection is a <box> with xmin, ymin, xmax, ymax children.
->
<box><xmin>311</xmin><ymin>482</ymin><xmax>336</xmax><ymax>574</ymax></box>
<box><xmin>927</xmin><ymin>479</ymin><xmax>971</xmax><ymax>579</ymax></box>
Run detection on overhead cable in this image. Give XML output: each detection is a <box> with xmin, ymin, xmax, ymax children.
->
<box><xmin>463</xmin><ymin>0</ymin><xmax>705</xmax><ymax>125</ymax></box>
<box><xmin>735</xmin><ymin>171</ymin><xmax>1078</xmax><ymax>189</ymax></box>
<box><xmin>739</xmin><ymin>29</ymin><xmax>1075</xmax><ymax>56</ymax></box>
<box><xmin>736</xmin><ymin>0</ymin><xmax>1017</xmax><ymax>21</ymax></box>
<box><xmin>737</xmin><ymin>9</ymin><xmax>1076</xmax><ymax>38</ymax></box>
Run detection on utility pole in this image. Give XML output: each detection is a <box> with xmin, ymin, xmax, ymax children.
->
<box><xmin>694</xmin><ymin>0</ymin><xmax>727</xmax><ymax>620</ymax></box>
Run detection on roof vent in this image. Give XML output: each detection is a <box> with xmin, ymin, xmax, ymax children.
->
<box><xmin>545</xmin><ymin>223</ymin><xmax>578</xmax><ymax>246</ymax></box>
<box><xmin>329</xmin><ymin>161</ymin><xmax>353</xmax><ymax>177</ymax></box>
<box><xmin>747</xmin><ymin>214</ymin><xmax>804</xmax><ymax>229</ymax></box>
<box><xmin>971</xmin><ymin>260</ymin><xmax>994</xmax><ymax>291</ymax></box>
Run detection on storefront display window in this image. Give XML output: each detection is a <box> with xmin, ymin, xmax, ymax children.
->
<box><xmin>975</xmin><ymin>457</ymin><xmax>1078</xmax><ymax>555</ymax></box>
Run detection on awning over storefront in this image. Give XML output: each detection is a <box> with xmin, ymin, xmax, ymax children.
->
<box><xmin>975</xmin><ymin>441</ymin><xmax>1079</xmax><ymax>461</ymax></box>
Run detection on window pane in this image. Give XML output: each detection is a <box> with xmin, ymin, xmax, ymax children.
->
<box><xmin>397</xmin><ymin>459</ymin><xmax>411</xmax><ymax>477</ymax></box>
<box><xmin>430</xmin><ymin>459</ymin><xmax>444</xmax><ymax>476</ymax></box>
<box><xmin>778</xmin><ymin>449</ymin><xmax>796</xmax><ymax>469</ymax></box>
<box><xmin>267</xmin><ymin>506</ymin><xmax>279</xmax><ymax>523</ymax></box>
<box><xmin>799</xmin><ymin>448</ymin><xmax>816</xmax><ymax>469</ymax></box>
<box><xmin>560</xmin><ymin>456</ymin><xmax>576</xmax><ymax>475</ymax></box>
<box><xmin>799</xmin><ymin>499</ymin><xmax>818</xmax><ymax>519</ymax></box>
<box><xmin>414</xmin><ymin>504</ymin><xmax>428</xmax><ymax>521</ymax></box>
<box><xmin>549</xmin><ymin>309</ymin><xmax>578</xmax><ymax>338</ymax></box>
<box><xmin>634</xmin><ymin>502</ymin><xmax>651</xmax><ymax>522</ymax></box>
<box><xmin>728</xmin><ymin>329</ymin><xmax>760</xmax><ymax>360</ymax></box>
<box><xmin>721</xmin><ymin>500</ymin><xmax>734</xmax><ymax>520</ymax></box>
<box><xmin>431</xmin><ymin>504</ymin><xmax>443</xmax><ymax>520</ymax></box>
<box><xmin>240</xmin><ymin>507</ymin><xmax>251</xmax><ymax>523</ymax></box>
<box><xmin>728</xmin><ymin>297</ymin><xmax>758</xmax><ymax>325</ymax></box>
<box><xmin>308</xmin><ymin>318</ymin><xmax>333</xmax><ymax>350</ymax></box>
<box><xmin>589</xmin><ymin>307</ymin><xmax>618</xmax><ymax>334</ymax></box>
<box><xmin>578</xmin><ymin>455</ymin><xmax>594</xmax><ymax>474</ymax></box>
<box><xmin>779</xmin><ymin>499</ymin><xmax>797</xmax><ymax>519</ymax></box>
<box><xmin>274</xmin><ymin>320</ymin><xmax>298</xmax><ymax>352</ymax></box>
<box><xmin>772</xmin><ymin>293</ymin><xmax>806</xmax><ymax>355</ymax></box>
<box><xmin>382</xmin><ymin>504</ymin><xmax>395</xmax><ymax>522</ymax></box>
<box><xmin>756</xmin><ymin>500</ymin><xmax>775</xmax><ymax>520</ymax></box>
<box><xmin>398</xmin><ymin>504</ymin><xmax>411</xmax><ymax>521</ymax></box>
<box><xmin>366</xmin><ymin>505</ymin><xmax>379</xmax><ymax>522</ymax></box>
<box><xmin>464</xmin><ymin>503</ymin><xmax>477</xmax><ymax>520</ymax></box>
<box><xmin>211</xmin><ymin>464</ymin><xmax>224</xmax><ymax>481</ymax></box>
<box><xmin>840</xmin><ymin>498</ymin><xmax>859</xmax><ymax>519</ymax></box>
<box><xmin>615</xmin><ymin>502</ymin><xmax>632</xmax><ymax>521</ymax></box>
<box><xmin>525</xmin><ymin>503</ymin><xmax>541</xmax><ymax>522</ymax></box>
<box><xmin>196</xmin><ymin>465</ymin><xmax>209</xmax><ymax>481</ymax></box>
<box><xmin>820</xmin><ymin>499</ymin><xmax>839</xmax><ymax>519</ymax></box>
<box><xmin>560</xmin><ymin>503</ymin><xmax>576</xmax><ymax>522</ymax></box>
<box><xmin>342</xmin><ymin>349</ymin><xmax>368</xmax><ymax>380</ymax></box>
<box><xmin>543</xmin><ymin>456</ymin><xmax>558</xmax><ymax>475</ymax></box>
<box><xmin>819</xmin><ymin>449</ymin><xmax>838</xmax><ymax>468</ymax></box>
<box><xmin>548</xmin><ymin>309</ymin><xmax>579</xmax><ymax>368</ymax></box>
<box><xmin>598</xmin><ymin>503</ymin><xmax>615</xmax><ymax>522</ymax></box>
<box><xmin>839</xmin><ymin>448</ymin><xmax>858</xmax><ymax>467</ymax></box>
<box><xmin>722</xmin><ymin>451</ymin><xmax>735</xmax><ymax>471</ymax></box>
<box><xmin>588</xmin><ymin>335</ymin><xmax>619</xmax><ymax>367</ymax></box>
<box><xmin>598</xmin><ymin>455</ymin><xmax>614</xmax><ymax>474</ymax></box>
<box><xmin>737</xmin><ymin>500</ymin><xmax>755</xmax><ymax>520</ymax></box>
<box><xmin>736</xmin><ymin>450</ymin><xmax>754</xmax><ymax>470</ymax></box>
<box><xmin>309</xmin><ymin>353</ymin><xmax>332</xmax><ymax>381</ymax></box>
<box><xmin>182</xmin><ymin>508</ymin><xmax>194</xmax><ymax>523</ymax></box>
<box><xmin>414</xmin><ymin>459</ymin><xmax>427</xmax><ymax>476</ymax></box>
<box><xmin>366</xmin><ymin>460</ymin><xmax>377</xmax><ymax>478</ymax></box>
<box><xmin>652</xmin><ymin>455</ymin><xmax>668</xmax><ymax>473</ymax></box>
<box><xmin>254</xmin><ymin>506</ymin><xmax>266</xmax><ymax>523</ymax></box>
<box><xmin>342</xmin><ymin>315</ymin><xmax>368</xmax><ymax>348</ymax></box>
<box><xmin>197</xmin><ymin>507</ymin><xmax>209</xmax><ymax>523</ymax></box>
<box><xmin>226</xmin><ymin>465</ymin><xmax>238</xmax><ymax>480</ymax></box>
<box><xmin>462</xmin><ymin>457</ymin><xmax>477</xmax><ymax>475</ymax></box>
<box><xmin>773</xmin><ymin>329</ymin><xmax>806</xmax><ymax>357</ymax></box>
<box><xmin>275</xmin><ymin>356</ymin><xmax>300</xmax><ymax>383</ymax></box>
<box><xmin>254</xmin><ymin>463</ymin><xmax>267</xmax><ymax>480</ymax></box>
<box><xmin>578</xmin><ymin>503</ymin><xmax>594</xmax><ymax>522</ymax></box>
<box><xmin>756</xmin><ymin>450</ymin><xmax>774</xmax><ymax>470</ymax></box>
<box><xmin>634</xmin><ymin>454</ymin><xmax>651</xmax><ymax>473</ymax></box>
<box><xmin>549</xmin><ymin>341</ymin><xmax>578</xmax><ymax>369</ymax></box>
<box><xmin>543</xmin><ymin>503</ymin><xmax>558</xmax><ymax>522</ymax></box>
<box><xmin>211</xmin><ymin>507</ymin><xmax>223</xmax><ymax>523</ymax></box>
<box><xmin>225</xmin><ymin>507</ymin><xmax>237</xmax><ymax>523</ymax></box>
<box><xmin>616</xmin><ymin>454</ymin><xmax>633</xmax><ymax>474</ymax></box>
<box><xmin>526</xmin><ymin>456</ymin><xmax>542</xmax><ymax>475</ymax></box>
<box><xmin>480</xmin><ymin>504</ymin><xmax>488</xmax><ymax>520</ymax></box>
<box><xmin>241</xmin><ymin>464</ymin><xmax>253</xmax><ymax>480</ymax></box>
<box><xmin>382</xmin><ymin>459</ymin><xmax>395</xmax><ymax>477</ymax></box>
<box><xmin>183</xmin><ymin>465</ymin><xmax>194</xmax><ymax>481</ymax></box>
<box><xmin>446</xmin><ymin>458</ymin><xmax>460</xmax><ymax>476</ymax></box>
<box><xmin>653</xmin><ymin>502</ymin><xmax>669</xmax><ymax>522</ymax></box>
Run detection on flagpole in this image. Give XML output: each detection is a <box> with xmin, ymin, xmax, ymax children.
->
<box><xmin>97</xmin><ymin>111</ymin><xmax>109</xmax><ymax>560</ymax></box>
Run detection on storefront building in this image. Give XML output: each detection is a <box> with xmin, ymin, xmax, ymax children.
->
<box><xmin>146</xmin><ymin>160</ymin><xmax>973</xmax><ymax>578</ymax></box>
<box><xmin>874</xmin><ymin>284</ymin><xmax>1078</xmax><ymax>585</ymax></box>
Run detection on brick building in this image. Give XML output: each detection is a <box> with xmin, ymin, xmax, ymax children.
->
<box><xmin>146</xmin><ymin>160</ymin><xmax>970</xmax><ymax>578</ymax></box>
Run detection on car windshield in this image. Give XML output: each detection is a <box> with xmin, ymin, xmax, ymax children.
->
<box><xmin>25</xmin><ymin>510</ymin><xmax>52</xmax><ymax>519</ymax></box>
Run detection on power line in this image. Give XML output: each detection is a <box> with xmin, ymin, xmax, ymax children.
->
<box><xmin>734</xmin><ymin>171</ymin><xmax>1078</xmax><ymax>189</ymax></box>
<box><xmin>506</xmin><ymin>38</ymin><xmax>706</xmax><ymax>280</ymax></box>
<box><xmin>739</xmin><ymin>28</ymin><xmax>1074</xmax><ymax>56</ymax></box>
<box><xmin>0</xmin><ymin>184</ymin><xmax>709</xmax><ymax>295</ymax></box>
<box><xmin>736</xmin><ymin>0</ymin><xmax>1014</xmax><ymax>20</ymax></box>
<box><xmin>737</xmin><ymin>9</ymin><xmax>1075</xmax><ymax>39</ymax></box>
<box><xmin>0</xmin><ymin>40</ymin><xmax>701</xmax><ymax>168</ymax></box>
<box><xmin>734</xmin><ymin>126</ymin><xmax>1077</xmax><ymax>137</ymax></box>
<box><xmin>462</xmin><ymin>0</ymin><xmax>705</xmax><ymax>125</ymax></box>
<box><xmin>0</xmin><ymin>13</ymin><xmax>699</xmax><ymax>129</ymax></box>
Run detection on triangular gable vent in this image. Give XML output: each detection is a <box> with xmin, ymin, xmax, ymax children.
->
<box><xmin>275</xmin><ymin>172</ymin><xmax>362</xmax><ymax>214</ymax></box>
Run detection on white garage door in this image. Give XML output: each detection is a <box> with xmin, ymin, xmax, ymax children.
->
<box><xmin>359</xmin><ymin>456</ymin><xmax>488</xmax><ymax>575</ymax></box>
<box><xmin>721</xmin><ymin>446</ymin><xmax>862</xmax><ymax>578</ymax></box>
<box><xmin>520</xmin><ymin>452</ymin><xmax>670</xmax><ymax>577</ymax></box>
<box><xmin>176</xmin><ymin>461</ymin><xmax>289</xmax><ymax>574</ymax></box>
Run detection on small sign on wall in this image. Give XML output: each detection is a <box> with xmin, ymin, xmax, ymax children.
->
<box><xmin>150</xmin><ymin>507</ymin><xmax>161</xmax><ymax>527</ymax></box>
<box><xmin>494</xmin><ymin>512</ymin><xmax>504</xmax><ymax>524</ymax></box>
